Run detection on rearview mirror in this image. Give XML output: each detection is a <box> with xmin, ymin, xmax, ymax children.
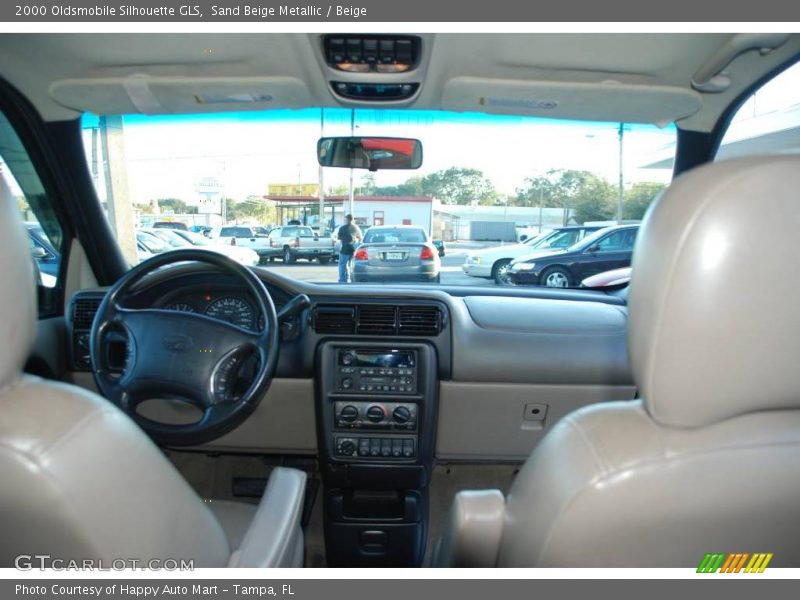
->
<box><xmin>317</xmin><ymin>137</ymin><xmax>422</xmax><ymax>171</ymax></box>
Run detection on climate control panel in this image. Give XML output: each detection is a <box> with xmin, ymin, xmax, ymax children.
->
<box><xmin>334</xmin><ymin>401</ymin><xmax>418</xmax><ymax>431</ymax></box>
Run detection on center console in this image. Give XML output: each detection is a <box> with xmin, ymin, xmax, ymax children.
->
<box><xmin>316</xmin><ymin>341</ymin><xmax>438</xmax><ymax>566</ymax></box>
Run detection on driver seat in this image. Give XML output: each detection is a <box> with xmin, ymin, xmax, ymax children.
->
<box><xmin>0</xmin><ymin>176</ymin><xmax>306</xmax><ymax>568</ymax></box>
<box><xmin>435</xmin><ymin>155</ymin><xmax>800</xmax><ymax>567</ymax></box>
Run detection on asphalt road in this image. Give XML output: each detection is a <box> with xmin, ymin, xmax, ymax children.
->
<box><xmin>260</xmin><ymin>246</ymin><xmax>497</xmax><ymax>287</ymax></box>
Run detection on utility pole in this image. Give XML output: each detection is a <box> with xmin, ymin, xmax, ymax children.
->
<box><xmin>618</xmin><ymin>122</ymin><xmax>625</xmax><ymax>224</ymax></box>
<box><xmin>99</xmin><ymin>115</ymin><xmax>138</xmax><ymax>265</ymax></box>
<box><xmin>348</xmin><ymin>109</ymin><xmax>355</xmax><ymax>216</ymax></box>
<box><xmin>319</xmin><ymin>108</ymin><xmax>326</xmax><ymax>232</ymax></box>
<box><xmin>538</xmin><ymin>186</ymin><xmax>544</xmax><ymax>233</ymax></box>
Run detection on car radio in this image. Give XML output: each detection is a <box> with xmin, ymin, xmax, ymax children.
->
<box><xmin>335</xmin><ymin>349</ymin><xmax>418</xmax><ymax>394</ymax></box>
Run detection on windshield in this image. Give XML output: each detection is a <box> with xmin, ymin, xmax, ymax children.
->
<box><xmin>82</xmin><ymin>108</ymin><xmax>675</xmax><ymax>288</ymax></box>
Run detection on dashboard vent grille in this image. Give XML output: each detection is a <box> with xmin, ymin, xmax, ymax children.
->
<box><xmin>314</xmin><ymin>305</ymin><xmax>356</xmax><ymax>334</ymax></box>
<box><xmin>398</xmin><ymin>306</ymin><xmax>441</xmax><ymax>335</ymax></box>
<box><xmin>72</xmin><ymin>297</ymin><xmax>102</xmax><ymax>330</ymax></box>
<box><xmin>313</xmin><ymin>303</ymin><xmax>442</xmax><ymax>336</ymax></box>
<box><xmin>357</xmin><ymin>305</ymin><xmax>397</xmax><ymax>335</ymax></box>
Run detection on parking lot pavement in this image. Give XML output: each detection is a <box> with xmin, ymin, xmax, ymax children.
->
<box><xmin>256</xmin><ymin>252</ymin><xmax>497</xmax><ymax>287</ymax></box>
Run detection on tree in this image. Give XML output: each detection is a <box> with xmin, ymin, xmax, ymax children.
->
<box><xmin>359</xmin><ymin>172</ymin><xmax>377</xmax><ymax>195</ymax></box>
<box><xmin>420</xmin><ymin>167</ymin><xmax>497</xmax><ymax>205</ymax></box>
<box><xmin>515</xmin><ymin>169</ymin><xmax>615</xmax><ymax>223</ymax></box>
<box><xmin>157</xmin><ymin>198</ymin><xmax>197</xmax><ymax>215</ymax></box>
<box><xmin>514</xmin><ymin>175</ymin><xmax>557</xmax><ymax>207</ymax></box>
<box><xmin>624</xmin><ymin>182</ymin><xmax>666</xmax><ymax>220</ymax></box>
<box><xmin>570</xmin><ymin>180</ymin><xmax>615</xmax><ymax>224</ymax></box>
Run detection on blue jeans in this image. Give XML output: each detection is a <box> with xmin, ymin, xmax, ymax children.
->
<box><xmin>338</xmin><ymin>253</ymin><xmax>353</xmax><ymax>283</ymax></box>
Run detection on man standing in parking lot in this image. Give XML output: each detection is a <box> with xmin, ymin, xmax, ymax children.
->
<box><xmin>337</xmin><ymin>214</ymin><xmax>362</xmax><ymax>283</ymax></box>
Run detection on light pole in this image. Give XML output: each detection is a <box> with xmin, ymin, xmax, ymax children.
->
<box><xmin>617</xmin><ymin>123</ymin><xmax>625</xmax><ymax>224</ymax></box>
<box><xmin>348</xmin><ymin>109</ymin><xmax>355</xmax><ymax>216</ymax></box>
<box><xmin>319</xmin><ymin>108</ymin><xmax>326</xmax><ymax>232</ymax></box>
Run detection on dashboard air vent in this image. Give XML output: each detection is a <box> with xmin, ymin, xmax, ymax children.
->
<box><xmin>72</xmin><ymin>297</ymin><xmax>102</xmax><ymax>330</ymax></box>
<box><xmin>314</xmin><ymin>305</ymin><xmax>356</xmax><ymax>334</ymax></box>
<box><xmin>357</xmin><ymin>305</ymin><xmax>397</xmax><ymax>335</ymax></box>
<box><xmin>398</xmin><ymin>306</ymin><xmax>441</xmax><ymax>335</ymax></box>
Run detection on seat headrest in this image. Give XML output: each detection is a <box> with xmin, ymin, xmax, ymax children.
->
<box><xmin>629</xmin><ymin>155</ymin><xmax>800</xmax><ymax>428</ymax></box>
<box><xmin>0</xmin><ymin>171</ymin><xmax>36</xmax><ymax>388</ymax></box>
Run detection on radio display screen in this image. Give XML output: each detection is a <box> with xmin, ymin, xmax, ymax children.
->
<box><xmin>341</xmin><ymin>350</ymin><xmax>415</xmax><ymax>369</ymax></box>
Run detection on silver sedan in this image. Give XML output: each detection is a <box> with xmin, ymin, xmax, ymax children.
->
<box><xmin>352</xmin><ymin>225</ymin><xmax>441</xmax><ymax>283</ymax></box>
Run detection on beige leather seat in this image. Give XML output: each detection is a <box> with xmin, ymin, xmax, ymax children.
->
<box><xmin>435</xmin><ymin>155</ymin><xmax>800</xmax><ymax>567</ymax></box>
<box><xmin>0</xmin><ymin>175</ymin><xmax>306</xmax><ymax>568</ymax></box>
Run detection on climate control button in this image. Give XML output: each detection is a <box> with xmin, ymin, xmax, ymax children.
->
<box><xmin>366</xmin><ymin>405</ymin><xmax>386</xmax><ymax>423</ymax></box>
<box><xmin>392</xmin><ymin>405</ymin><xmax>412</xmax><ymax>424</ymax></box>
<box><xmin>340</xmin><ymin>405</ymin><xmax>359</xmax><ymax>422</ymax></box>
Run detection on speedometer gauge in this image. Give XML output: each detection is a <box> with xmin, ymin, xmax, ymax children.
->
<box><xmin>205</xmin><ymin>297</ymin><xmax>255</xmax><ymax>330</ymax></box>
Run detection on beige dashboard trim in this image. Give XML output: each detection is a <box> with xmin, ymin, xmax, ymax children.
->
<box><xmin>67</xmin><ymin>373</ymin><xmax>317</xmax><ymax>454</ymax></box>
<box><xmin>436</xmin><ymin>381</ymin><xmax>636</xmax><ymax>461</ymax></box>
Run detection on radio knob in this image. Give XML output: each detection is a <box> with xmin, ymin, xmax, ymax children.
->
<box><xmin>342</xmin><ymin>352</ymin><xmax>356</xmax><ymax>366</ymax></box>
<box><xmin>366</xmin><ymin>405</ymin><xmax>386</xmax><ymax>423</ymax></box>
<box><xmin>340</xmin><ymin>405</ymin><xmax>358</xmax><ymax>422</ymax></box>
<box><xmin>341</xmin><ymin>377</ymin><xmax>353</xmax><ymax>390</ymax></box>
<box><xmin>339</xmin><ymin>440</ymin><xmax>356</xmax><ymax>456</ymax></box>
<box><xmin>393</xmin><ymin>406</ymin><xmax>412</xmax><ymax>424</ymax></box>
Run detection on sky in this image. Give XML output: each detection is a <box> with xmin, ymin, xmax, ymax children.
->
<box><xmin>79</xmin><ymin>60</ymin><xmax>800</xmax><ymax>206</ymax></box>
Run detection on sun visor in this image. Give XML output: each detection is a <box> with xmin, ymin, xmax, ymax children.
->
<box><xmin>49</xmin><ymin>75</ymin><xmax>313</xmax><ymax>115</ymax></box>
<box><xmin>441</xmin><ymin>77</ymin><xmax>703</xmax><ymax>124</ymax></box>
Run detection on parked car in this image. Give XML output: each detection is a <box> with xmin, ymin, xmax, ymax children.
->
<box><xmin>268</xmin><ymin>225</ymin><xmax>335</xmax><ymax>264</ymax></box>
<box><xmin>463</xmin><ymin>225</ymin><xmax>603</xmax><ymax>284</ymax></box>
<box><xmin>144</xmin><ymin>228</ymin><xmax>260</xmax><ymax>267</ymax></box>
<box><xmin>26</xmin><ymin>222</ymin><xmax>60</xmax><ymax>280</ymax></box>
<box><xmin>581</xmin><ymin>266</ymin><xmax>632</xmax><ymax>289</ymax></box>
<box><xmin>352</xmin><ymin>225</ymin><xmax>441</xmax><ymax>283</ymax></box>
<box><xmin>135</xmin><ymin>229</ymin><xmax>173</xmax><ymax>254</ymax></box>
<box><xmin>508</xmin><ymin>224</ymin><xmax>640</xmax><ymax>287</ymax></box>
<box><xmin>189</xmin><ymin>225</ymin><xmax>212</xmax><ymax>236</ymax></box>
<box><xmin>208</xmin><ymin>225</ymin><xmax>274</xmax><ymax>261</ymax></box>
<box><xmin>152</xmin><ymin>221</ymin><xmax>188</xmax><ymax>231</ymax></box>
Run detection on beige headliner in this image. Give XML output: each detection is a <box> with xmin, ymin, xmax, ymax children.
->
<box><xmin>0</xmin><ymin>33</ymin><xmax>798</xmax><ymax>131</ymax></box>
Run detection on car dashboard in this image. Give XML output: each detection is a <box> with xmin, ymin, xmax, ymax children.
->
<box><xmin>63</xmin><ymin>262</ymin><xmax>634</xmax><ymax>566</ymax></box>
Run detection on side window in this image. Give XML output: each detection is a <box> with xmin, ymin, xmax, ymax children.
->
<box><xmin>595</xmin><ymin>230</ymin><xmax>631</xmax><ymax>252</ymax></box>
<box><xmin>220</xmin><ymin>227</ymin><xmax>235</xmax><ymax>237</ymax></box>
<box><xmin>0</xmin><ymin>111</ymin><xmax>65</xmax><ymax>316</ymax></box>
<box><xmin>716</xmin><ymin>60</ymin><xmax>800</xmax><ymax>161</ymax></box>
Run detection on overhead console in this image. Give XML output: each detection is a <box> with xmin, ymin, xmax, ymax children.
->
<box><xmin>323</xmin><ymin>35</ymin><xmax>421</xmax><ymax>73</ymax></box>
<box><xmin>316</xmin><ymin>34</ymin><xmax>428</xmax><ymax>105</ymax></box>
<box><xmin>313</xmin><ymin>301</ymin><xmax>447</xmax><ymax>567</ymax></box>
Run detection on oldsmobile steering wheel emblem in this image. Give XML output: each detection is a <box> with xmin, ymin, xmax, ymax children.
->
<box><xmin>162</xmin><ymin>333</ymin><xmax>194</xmax><ymax>353</ymax></box>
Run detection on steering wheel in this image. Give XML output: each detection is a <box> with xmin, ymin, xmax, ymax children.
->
<box><xmin>90</xmin><ymin>249</ymin><xmax>279</xmax><ymax>446</ymax></box>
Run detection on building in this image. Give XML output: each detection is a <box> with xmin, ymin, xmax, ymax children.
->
<box><xmin>433</xmin><ymin>202</ymin><xmax>577</xmax><ymax>242</ymax></box>
<box><xmin>263</xmin><ymin>194</ymin><xmax>434</xmax><ymax>234</ymax></box>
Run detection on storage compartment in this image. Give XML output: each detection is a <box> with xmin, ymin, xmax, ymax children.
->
<box><xmin>325</xmin><ymin>521</ymin><xmax>425</xmax><ymax>566</ymax></box>
<box><xmin>324</xmin><ymin>489</ymin><xmax>426</xmax><ymax>566</ymax></box>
